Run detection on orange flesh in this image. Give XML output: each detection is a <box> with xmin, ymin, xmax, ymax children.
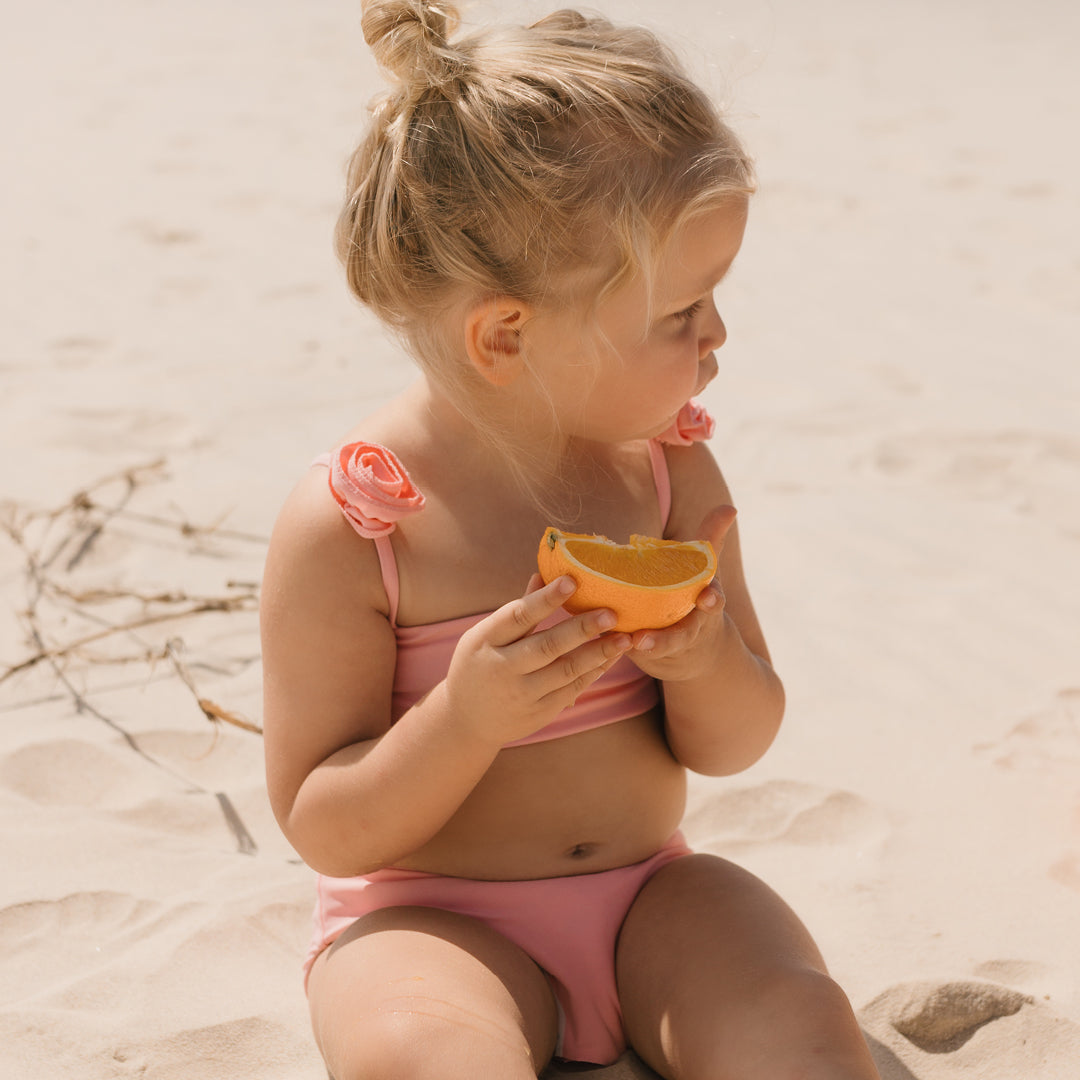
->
<box><xmin>538</xmin><ymin>528</ymin><xmax>717</xmax><ymax>632</ymax></box>
<box><xmin>563</xmin><ymin>540</ymin><xmax>710</xmax><ymax>587</ymax></box>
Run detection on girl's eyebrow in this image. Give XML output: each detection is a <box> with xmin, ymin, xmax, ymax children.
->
<box><xmin>665</xmin><ymin>257</ymin><xmax>739</xmax><ymax>310</ymax></box>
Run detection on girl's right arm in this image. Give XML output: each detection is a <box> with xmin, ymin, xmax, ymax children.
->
<box><xmin>261</xmin><ymin>473</ymin><xmax>629</xmax><ymax>878</ymax></box>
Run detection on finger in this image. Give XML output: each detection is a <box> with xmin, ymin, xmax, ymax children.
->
<box><xmin>482</xmin><ymin>575</ymin><xmax>578</xmax><ymax>647</ymax></box>
<box><xmin>694</xmin><ymin>582</ymin><xmax>724</xmax><ymax>614</ymax></box>
<box><xmin>698</xmin><ymin>504</ymin><xmax>737</xmax><ymax>553</ymax></box>
<box><xmin>532</xmin><ymin>632</ymin><xmax>633</xmax><ymax>706</ymax></box>
<box><xmin>523</xmin><ymin>572</ymin><xmax>545</xmax><ymax>596</ymax></box>
<box><xmin>630</xmin><ymin>610</ymin><xmax>701</xmax><ymax>656</ymax></box>
<box><xmin>513</xmin><ymin>604</ymin><xmax>621</xmax><ymax>672</ymax></box>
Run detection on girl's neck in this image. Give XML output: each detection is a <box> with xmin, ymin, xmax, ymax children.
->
<box><xmin>409</xmin><ymin>378</ymin><xmax>620</xmax><ymax>524</ymax></box>
<box><xmin>414</xmin><ymin>378</ymin><xmax>566</xmax><ymax>467</ymax></box>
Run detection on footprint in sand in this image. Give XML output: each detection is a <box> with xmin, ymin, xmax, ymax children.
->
<box><xmin>0</xmin><ymin>900</ymin><xmax>318</xmax><ymax>1080</ymax></box>
<box><xmin>976</xmin><ymin>688</ymin><xmax>1080</xmax><ymax>892</ymax></box>
<box><xmin>860</xmin><ymin>977</ymin><xmax>1080</xmax><ymax>1080</ymax></box>
<box><xmin>59</xmin><ymin>405</ymin><xmax>202</xmax><ymax>455</ymax></box>
<box><xmin>116</xmin><ymin>1016</ymin><xmax>318</xmax><ymax>1080</ymax></box>
<box><xmin>0</xmin><ymin>736</ymin><xmax>258</xmax><ymax>851</ymax></box>
<box><xmin>0</xmin><ymin>891</ymin><xmax>174</xmax><ymax>1009</ymax></box>
<box><xmin>0</xmin><ymin>738</ymin><xmax>148</xmax><ymax>810</ymax></box>
<box><xmin>861</xmin><ymin>429</ymin><xmax>1080</xmax><ymax>536</ymax></box>
<box><xmin>975</xmin><ymin>688</ymin><xmax>1080</xmax><ymax>776</ymax></box>
<box><xmin>46</xmin><ymin>336</ymin><xmax>110</xmax><ymax>369</ymax></box>
<box><xmin>130</xmin><ymin>728</ymin><xmax>263</xmax><ymax>791</ymax></box>
<box><xmin>973</xmin><ymin>958</ymin><xmax>1075</xmax><ymax>1009</ymax></box>
<box><xmin>683</xmin><ymin>778</ymin><xmax>889</xmax><ymax>853</ymax></box>
<box><xmin>111</xmin><ymin>728</ymin><xmax>267</xmax><ymax>847</ymax></box>
<box><xmin>866</xmin><ymin>429</ymin><xmax>1080</xmax><ymax>494</ymax></box>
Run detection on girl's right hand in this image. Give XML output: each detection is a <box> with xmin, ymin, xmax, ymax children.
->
<box><xmin>443</xmin><ymin>575</ymin><xmax>633</xmax><ymax>746</ymax></box>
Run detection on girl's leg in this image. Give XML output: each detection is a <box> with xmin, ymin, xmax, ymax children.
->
<box><xmin>616</xmin><ymin>854</ymin><xmax>880</xmax><ymax>1080</ymax></box>
<box><xmin>307</xmin><ymin>905</ymin><xmax>559</xmax><ymax>1080</ymax></box>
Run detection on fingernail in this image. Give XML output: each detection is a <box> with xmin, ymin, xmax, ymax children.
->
<box><xmin>700</xmin><ymin>589</ymin><xmax>718</xmax><ymax>609</ymax></box>
<box><xmin>557</xmin><ymin>577</ymin><xmax>576</xmax><ymax>595</ymax></box>
<box><xmin>638</xmin><ymin>635</ymin><xmax>656</xmax><ymax>651</ymax></box>
<box><xmin>597</xmin><ymin>611</ymin><xmax>617</xmax><ymax>631</ymax></box>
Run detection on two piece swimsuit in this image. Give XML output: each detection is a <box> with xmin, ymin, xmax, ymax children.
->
<box><xmin>304</xmin><ymin>402</ymin><xmax>714</xmax><ymax>1065</ymax></box>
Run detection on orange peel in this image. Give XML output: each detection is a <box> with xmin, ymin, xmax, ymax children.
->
<box><xmin>537</xmin><ymin>527</ymin><xmax>716</xmax><ymax>633</ymax></box>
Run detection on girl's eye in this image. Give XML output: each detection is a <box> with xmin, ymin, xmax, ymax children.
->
<box><xmin>674</xmin><ymin>299</ymin><xmax>705</xmax><ymax>323</ymax></box>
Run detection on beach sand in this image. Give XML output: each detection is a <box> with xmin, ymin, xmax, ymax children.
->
<box><xmin>2</xmin><ymin>1</ymin><xmax>1078</xmax><ymax>1077</ymax></box>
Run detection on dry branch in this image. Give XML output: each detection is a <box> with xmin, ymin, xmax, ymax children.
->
<box><xmin>1</xmin><ymin>463</ymin><xmax>265</xmax><ymax>731</ymax></box>
<box><xmin>1</xmin><ymin>460</ymin><xmax>268</xmax><ymax>853</ymax></box>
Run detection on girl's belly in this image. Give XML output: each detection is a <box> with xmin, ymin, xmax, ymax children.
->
<box><xmin>394</xmin><ymin>709</ymin><xmax>687</xmax><ymax>880</ymax></box>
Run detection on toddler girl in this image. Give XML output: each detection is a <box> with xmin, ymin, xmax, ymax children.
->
<box><xmin>261</xmin><ymin>3</ymin><xmax>881</xmax><ymax>1077</ymax></box>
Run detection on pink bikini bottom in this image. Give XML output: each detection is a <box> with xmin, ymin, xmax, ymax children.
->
<box><xmin>304</xmin><ymin>832</ymin><xmax>692</xmax><ymax>1065</ymax></box>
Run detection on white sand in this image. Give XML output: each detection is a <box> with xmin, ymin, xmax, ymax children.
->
<box><xmin>2</xmin><ymin>1</ymin><xmax>1078</xmax><ymax>1077</ymax></box>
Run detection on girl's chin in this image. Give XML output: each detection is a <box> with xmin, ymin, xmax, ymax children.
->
<box><xmin>645</xmin><ymin>414</ymin><xmax>681</xmax><ymax>440</ymax></box>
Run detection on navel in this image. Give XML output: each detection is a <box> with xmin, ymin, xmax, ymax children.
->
<box><xmin>565</xmin><ymin>841</ymin><xmax>601</xmax><ymax>860</ymax></box>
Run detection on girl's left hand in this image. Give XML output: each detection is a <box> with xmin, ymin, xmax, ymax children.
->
<box><xmin>627</xmin><ymin>505</ymin><xmax>737</xmax><ymax>681</ymax></box>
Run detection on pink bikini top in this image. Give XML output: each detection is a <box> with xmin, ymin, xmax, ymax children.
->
<box><xmin>314</xmin><ymin>400</ymin><xmax>715</xmax><ymax>749</ymax></box>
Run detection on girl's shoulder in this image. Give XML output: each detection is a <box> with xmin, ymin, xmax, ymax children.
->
<box><xmin>265</xmin><ymin>456</ymin><xmax>391</xmax><ymax>622</ymax></box>
<box><xmin>650</xmin><ymin>399</ymin><xmax>729</xmax><ymax>540</ymax></box>
<box><xmin>660</xmin><ymin>437</ymin><xmax>733</xmax><ymax>542</ymax></box>
<box><xmin>264</xmin><ymin>400</ymin><xmax>424</xmax><ymax>622</ymax></box>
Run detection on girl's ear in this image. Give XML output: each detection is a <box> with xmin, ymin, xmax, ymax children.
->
<box><xmin>464</xmin><ymin>298</ymin><xmax>533</xmax><ymax>386</ymax></box>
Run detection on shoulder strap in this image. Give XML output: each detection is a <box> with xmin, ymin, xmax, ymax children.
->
<box><xmin>650</xmin><ymin>400</ymin><xmax>716</xmax><ymax>532</ymax></box>
<box><xmin>647</xmin><ymin>439</ymin><xmax>672</xmax><ymax>531</ymax></box>
<box><xmin>372</xmin><ymin>536</ymin><xmax>402</xmax><ymax>626</ymax></box>
<box><xmin>313</xmin><ymin>449</ymin><xmax>412</xmax><ymax>630</ymax></box>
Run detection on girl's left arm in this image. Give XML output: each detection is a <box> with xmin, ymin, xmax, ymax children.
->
<box><xmin>630</xmin><ymin>441</ymin><xmax>785</xmax><ymax>775</ymax></box>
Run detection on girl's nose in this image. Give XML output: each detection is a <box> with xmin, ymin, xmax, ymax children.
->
<box><xmin>701</xmin><ymin>302</ymin><xmax>727</xmax><ymax>356</ymax></box>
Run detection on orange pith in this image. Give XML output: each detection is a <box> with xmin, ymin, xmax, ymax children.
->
<box><xmin>537</xmin><ymin>528</ymin><xmax>716</xmax><ymax>633</ymax></box>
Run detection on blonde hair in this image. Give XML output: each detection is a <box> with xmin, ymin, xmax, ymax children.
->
<box><xmin>338</xmin><ymin>2</ymin><xmax>753</xmax><ymax>504</ymax></box>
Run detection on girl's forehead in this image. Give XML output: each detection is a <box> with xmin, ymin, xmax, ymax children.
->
<box><xmin>663</xmin><ymin>201</ymin><xmax>748</xmax><ymax>279</ymax></box>
<box><xmin>549</xmin><ymin>197</ymin><xmax>749</xmax><ymax>320</ymax></box>
<box><xmin>634</xmin><ymin>198</ymin><xmax>748</xmax><ymax>307</ymax></box>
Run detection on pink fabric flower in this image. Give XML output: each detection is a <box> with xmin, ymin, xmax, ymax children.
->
<box><xmin>656</xmin><ymin>399</ymin><xmax>716</xmax><ymax>446</ymax></box>
<box><xmin>327</xmin><ymin>442</ymin><xmax>425</xmax><ymax>538</ymax></box>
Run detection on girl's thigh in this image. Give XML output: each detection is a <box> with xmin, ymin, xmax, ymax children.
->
<box><xmin>307</xmin><ymin>905</ymin><xmax>559</xmax><ymax>1080</ymax></box>
<box><xmin>615</xmin><ymin>854</ymin><xmax>879</xmax><ymax>1080</ymax></box>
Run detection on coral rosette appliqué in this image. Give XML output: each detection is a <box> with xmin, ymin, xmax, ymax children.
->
<box><xmin>657</xmin><ymin>399</ymin><xmax>715</xmax><ymax>446</ymax></box>
<box><xmin>327</xmin><ymin>441</ymin><xmax>425</xmax><ymax>538</ymax></box>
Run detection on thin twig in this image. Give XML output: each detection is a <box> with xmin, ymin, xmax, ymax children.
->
<box><xmin>48</xmin><ymin>582</ymin><xmax>256</xmax><ymax>607</ymax></box>
<box><xmin>0</xmin><ymin>596</ymin><xmax>258</xmax><ymax>686</ymax></box>
<box><xmin>216</xmin><ymin>792</ymin><xmax>259</xmax><ymax>856</ymax></box>
<box><xmin>1</xmin><ymin>461</ymin><xmax>266</xmax><ymax>854</ymax></box>
<box><xmin>68</xmin><ymin>500</ymin><xmax>268</xmax><ymax>546</ymax></box>
<box><xmin>165</xmin><ymin>639</ymin><xmax>263</xmax><ymax>735</ymax></box>
<box><xmin>27</xmin><ymin>625</ymin><xmax>198</xmax><ymax>791</ymax></box>
<box><xmin>64</xmin><ymin>475</ymin><xmax>138</xmax><ymax>572</ymax></box>
<box><xmin>30</xmin><ymin>627</ymin><xmax>260</xmax><ymax>855</ymax></box>
<box><xmin>35</xmin><ymin>460</ymin><xmax>168</xmax><ymax>572</ymax></box>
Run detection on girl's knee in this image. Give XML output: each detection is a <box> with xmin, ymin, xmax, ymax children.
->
<box><xmin>321</xmin><ymin>1001</ymin><xmax>540</xmax><ymax>1080</ymax></box>
<box><xmin>767</xmin><ymin>964</ymin><xmax>852</xmax><ymax>1007</ymax></box>
<box><xmin>316</xmin><ymin>1005</ymin><xmax>422</xmax><ymax>1080</ymax></box>
<box><xmin>749</xmin><ymin>966</ymin><xmax>877</xmax><ymax>1077</ymax></box>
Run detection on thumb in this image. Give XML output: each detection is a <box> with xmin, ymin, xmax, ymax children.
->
<box><xmin>698</xmin><ymin>505</ymin><xmax>737</xmax><ymax>554</ymax></box>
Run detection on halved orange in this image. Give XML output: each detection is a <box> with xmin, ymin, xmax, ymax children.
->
<box><xmin>537</xmin><ymin>528</ymin><xmax>716</xmax><ymax>633</ymax></box>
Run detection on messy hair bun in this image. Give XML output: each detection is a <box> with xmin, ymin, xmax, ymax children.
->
<box><xmin>361</xmin><ymin>0</ymin><xmax>462</xmax><ymax>89</ymax></box>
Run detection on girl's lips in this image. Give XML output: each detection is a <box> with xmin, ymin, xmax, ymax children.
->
<box><xmin>695</xmin><ymin>353</ymin><xmax>719</xmax><ymax>395</ymax></box>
